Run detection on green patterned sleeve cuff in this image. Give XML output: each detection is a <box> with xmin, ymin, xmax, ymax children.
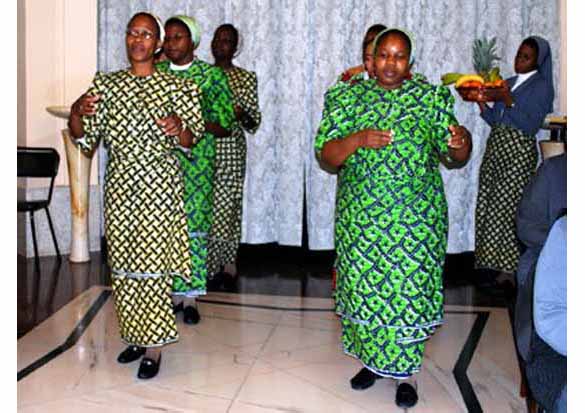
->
<box><xmin>210</xmin><ymin>69</ymin><xmax>236</xmax><ymax>131</ymax></box>
<box><xmin>315</xmin><ymin>87</ymin><xmax>349</xmax><ymax>157</ymax></box>
<box><xmin>433</xmin><ymin>85</ymin><xmax>458</xmax><ymax>155</ymax></box>
<box><xmin>176</xmin><ymin>80</ymin><xmax>205</xmax><ymax>146</ymax></box>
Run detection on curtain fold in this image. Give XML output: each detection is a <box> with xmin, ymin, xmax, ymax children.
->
<box><xmin>97</xmin><ymin>0</ymin><xmax>560</xmax><ymax>252</ymax></box>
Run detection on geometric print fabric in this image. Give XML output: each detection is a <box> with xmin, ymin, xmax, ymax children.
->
<box><xmin>315</xmin><ymin>78</ymin><xmax>456</xmax><ymax>377</ymax></box>
<box><xmin>79</xmin><ymin>69</ymin><xmax>205</xmax><ymax>346</ymax></box>
<box><xmin>158</xmin><ymin>59</ymin><xmax>236</xmax><ymax>293</ymax></box>
<box><xmin>208</xmin><ymin>67</ymin><xmax>262</xmax><ymax>275</ymax></box>
<box><xmin>112</xmin><ymin>276</ymin><xmax>178</xmax><ymax>347</ymax></box>
<box><xmin>475</xmin><ymin>125</ymin><xmax>538</xmax><ymax>274</ymax></box>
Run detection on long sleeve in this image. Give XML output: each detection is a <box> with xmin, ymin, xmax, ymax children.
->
<box><xmin>202</xmin><ymin>67</ymin><xmax>236</xmax><ymax>132</ymax></box>
<box><xmin>480</xmin><ymin>74</ymin><xmax>553</xmax><ymax>136</ymax></box>
<box><xmin>240</xmin><ymin>71</ymin><xmax>261</xmax><ymax>134</ymax></box>
<box><xmin>432</xmin><ymin>85</ymin><xmax>458</xmax><ymax>156</ymax></box>
<box><xmin>533</xmin><ymin>216</ymin><xmax>567</xmax><ymax>356</ymax></box>
<box><xmin>173</xmin><ymin>79</ymin><xmax>205</xmax><ymax>146</ymax></box>
<box><xmin>314</xmin><ymin>86</ymin><xmax>354</xmax><ymax>157</ymax></box>
<box><xmin>78</xmin><ymin>72</ymin><xmax>108</xmax><ymax>153</ymax></box>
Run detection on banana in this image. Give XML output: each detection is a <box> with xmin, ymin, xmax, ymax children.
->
<box><xmin>441</xmin><ymin>72</ymin><xmax>465</xmax><ymax>85</ymax></box>
<box><xmin>455</xmin><ymin>74</ymin><xmax>485</xmax><ymax>88</ymax></box>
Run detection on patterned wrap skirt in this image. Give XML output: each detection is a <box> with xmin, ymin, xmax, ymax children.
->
<box><xmin>335</xmin><ymin>168</ymin><xmax>447</xmax><ymax>378</ymax></box>
<box><xmin>106</xmin><ymin>154</ymin><xmax>191</xmax><ymax>347</ymax></box>
<box><xmin>207</xmin><ymin>126</ymin><xmax>247</xmax><ymax>275</ymax></box>
<box><xmin>475</xmin><ymin>125</ymin><xmax>538</xmax><ymax>273</ymax></box>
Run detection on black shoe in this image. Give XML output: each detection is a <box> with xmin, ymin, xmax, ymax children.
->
<box><xmin>137</xmin><ymin>354</ymin><xmax>161</xmax><ymax>379</ymax></box>
<box><xmin>350</xmin><ymin>368</ymin><xmax>383</xmax><ymax>390</ymax></box>
<box><xmin>222</xmin><ymin>274</ymin><xmax>238</xmax><ymax>292</ymax></box>
<box><xmin>395</xmin><ymin>382</ymin><xmax>418</xmax><ymax>408</ymax></box>
<box><xmin>474</xmin><ymin>269</ymin><xmax>500</xmax><ymax>289</ymax></box>
<box><xmin>173</xmin><ymin>302</ymin><xmax>184</xmax><ymax>314</ymax></box>
<box><xmin>183</xmin><ymin>305</ymin><xmax>200</xmax><ymax>325</ymax></box>
<box><xmin>207</xmin><ymin>274</ymin><xmax>224</xmax><ymax>292</ymax></box>
<box><xmin>117</xmin><ymin>346</ymin><xmax>145</xmax><ymax>364</ymax></box>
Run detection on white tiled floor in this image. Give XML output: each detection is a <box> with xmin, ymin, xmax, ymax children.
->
<box><xmin>17</xmin><ymin>287</ymin><xmax>524</xmax><ymax>412</ymax></box>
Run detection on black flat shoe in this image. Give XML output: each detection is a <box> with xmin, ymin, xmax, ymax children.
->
<box><xmin>222</xmin><ymin>274</ymin><xmax>238</xmax><ymax>292</ymax></box>
<box><xmin>137</xmin><ymin>354</ymin><xmax>161</xmax><ymax>379</ymax></box>
<box><xmin>395</xmin><ymin>382</ymin><xmax>418</xmax><ymax>408</ymax></box>
<box><xmin>350</xmin><ymin>367</ymin><xmax>383</xmax><ymax>390</ymax></box>
<box><xmin>183</xmin><ymin>305</ymin><xmax>200</xmax><ymax>325</ymax></box>
<box><xmin>207</xmin><ymin>274</ymin><xmax>224</xmax><ymax>292</ymax></box>
<box><xmin>117</xmin><ymin>346</ymin><xmax>145</xmax><ymax>364</ymax></box>
<box><xmin>173</xmin><ymin>301</ymin><xmax>184</xmax><ymax>314</ymax></box>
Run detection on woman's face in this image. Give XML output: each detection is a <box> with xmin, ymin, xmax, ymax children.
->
<box><xmin>212</xmin><ymin>27</ymin><xmax>237</xmax><ymax>61</ymax></box>
<box><xmin>126</xmin><ymin>15</ymin><xmax>160</xmax><ymax>64</ymax></box>
<box><xmin>374</xmin><ymin>34</ymin><xmax>411</xmax><ymax>90</ymax></box>
<box><xmin>163</xmin><ymin>22</ymin><xmax>194</xmax><ymax>65</ymax></box>
<box><xmin>514</xmin><ymin>43</ymin><xmax>538</xmax><ymax>74</ymax></box>
<box><xmin>363</xmin><ymin>42</ymin><xmax>376</xmax><ymax>78</ymax></box>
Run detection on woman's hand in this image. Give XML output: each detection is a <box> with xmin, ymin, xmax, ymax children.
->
<box><xmin>234</xmin><ymin>105</ymin><xmax>244</xmax><ymax>121</ymax></box>
<box><xmin>156</xmin><ymin>114</ymin><xmax>183</xmax><ymax>136</ymax></box>
<box><xmin>477</xmin><ymin>85</ymin><xmax>513</xmax><ymax>107</ymax></box>
<box><xmin>446</xmin><ymin>125</ymin><xmax>472</xmax><ymax>165</ymax></box>
<box><xmin>358</xmin><ymin>129</ymin><xmax>393</xmax><ymax>149</ymax></box>
<box><xmin>69</xmin><ymin>93</ymin><xmax>100</xmax><ymax>139</ymax></box>
<box><xmin>447</xmin><ymin>125</ymin><xmax>470</xmax><ymax>150</ymax></box>
<box><xmin>71</xmin><ymin>94</ymin><xmax>100</xmax><ymax>117</ymax></box>
<box><xmin>320</xmin><ymin>129</ymin><xmax>392</xmax><ymax>168</ymax></box>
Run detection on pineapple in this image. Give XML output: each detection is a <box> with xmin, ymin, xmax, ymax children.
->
<box><xmin>472</xmin><ymin>37</ymin><xmax>502</xmax><ymax>83</ymax></box>
<box><xmin>441</xmin><ymin>37</ymin><xmax>505</xmax><ymax>89</ymax></box>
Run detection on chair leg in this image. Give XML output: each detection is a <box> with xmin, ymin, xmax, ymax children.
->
<box><xmin>44</xmin><ymin>206</ymin><xmax>61</xmax><ymax>260</ymax></box>
<box><xmin>29</xmin><ymin>211</ymin><xmax>40</xmax><ymax>271</ymax></box>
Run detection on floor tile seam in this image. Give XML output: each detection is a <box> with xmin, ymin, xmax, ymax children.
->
<box><xmin>17</xmin><ymin>290</ymin><xmax>109</xmax><ymax>342</ymax></box>
<box><xmin>257</xmin><ymin>341</ymin><xmax>345</xmax><ymax>363</ymax></box>
<box><xmin>466</xmin><ymin>356</ymin><xmax>522</xmax><ymax>397</ymax></box>
<box><xmin>423</xmin><ymin>357</ymin><xmax>469</xmax><ymax>412</ymax></box>
<box><xmin>147</xmin><ymin>379</ymin><xmax>246</xmax><ymax>401</ymax></box>
<box><xmin>17</xmin><ymin>378</ymin><xmax>137</xmax><ymax>410</ymax></box>
<box><xmin>269</xmin><ymin>365</ymin><xmax>378</xmax><ymax>412</ymax></box>
<box><xmin>226</xmin><ymin>311</ymin><xmax>287</xmax><ymax>412</ymax></box>
<box><xmin>197</xmin><ymin>313</ymin><xmax>282</xmax><ymax>327</ymax></box>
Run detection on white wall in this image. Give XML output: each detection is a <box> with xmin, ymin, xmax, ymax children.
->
<box><xmin>18</xmin><ymin>0</ymin><xmax>99</xmax><ymax>257</ymax></box>
<box><xmin>22</xmin><ymin>0</ymin><xmax>98</xmax><ymax>188</ymax></box>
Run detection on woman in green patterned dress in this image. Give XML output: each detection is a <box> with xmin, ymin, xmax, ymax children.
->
<box><xmin>68</xmin><ymin>12</ymin><xmax>204</xmax><ymax>379</ymax></box>
<box><xmin>158</xmin><ymin>15</ymin><xmax>236</xmax><ymax>324</ymax></box>
<box><xmin>315</xmin><ymin>28</ymin><xmax>472</xmax><ymax>408</ymax></box>
<box><xmin>209</xmin><ymin>24</ymin><xmax>262</xmax><ymax>288</ymax></box>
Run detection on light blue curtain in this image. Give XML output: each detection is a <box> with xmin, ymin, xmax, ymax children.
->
<box><xmin>97</xmin><ymin>0</ymin><xmax>561</xmax><ymax>252</ymax></box>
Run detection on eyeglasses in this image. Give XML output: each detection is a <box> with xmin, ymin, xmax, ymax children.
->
<box><xmin>126</xmin><ymin>29</ymin><xmax>156</xmax><ymax>40</ymax></box>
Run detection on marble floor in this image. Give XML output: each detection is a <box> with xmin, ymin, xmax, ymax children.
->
<box><xmin>18</xmin><ymin>284</ymin><xmax>524</xmax><ymax>412</ymax></box>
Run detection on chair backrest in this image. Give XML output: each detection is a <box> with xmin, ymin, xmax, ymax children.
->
<box><xmin>17</xmin><ymin>147</ymin><xmax>60</xmax><ymax>204</ymax></box>
<box><xmin>17</xmin><ymin>147</ymin><xmax>60</xmax><ymax>178</ymax></box>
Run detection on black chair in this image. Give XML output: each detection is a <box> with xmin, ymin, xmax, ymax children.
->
<box><xmin>17</xmin><ymin>147</ymin><xmax>61</xmax><ymax>265</ymax></box>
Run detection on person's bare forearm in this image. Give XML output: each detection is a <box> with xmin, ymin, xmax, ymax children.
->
<box><xmin>205</xmin><ymin>121</ymin><xmax>231</xmax><ymax>138</ymax></box>
<box><xmin>68</xmin><ymin>113</ymin><xmax>84</xmax><ymax>139</ymax></box>
<box><xmin>321</xmin><ymin>133</ymin><xmax>361</xmax><ymax>167</ymax></box>
<box><xmin>178</xmin><ymin>128</ymin><xmax>194</xmax><ymax>148</ymax></box>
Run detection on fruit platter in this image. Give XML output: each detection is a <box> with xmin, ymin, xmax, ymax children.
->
<box><xmin>442</xmin><ymin>37</ymin><xmax>511</xmax><ymax>107</ymax></box>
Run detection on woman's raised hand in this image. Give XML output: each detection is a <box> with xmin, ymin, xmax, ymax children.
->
<box><xmin>358</xmin><ymin>129</ymin><xmax>393</xmax><ymax>149</ymax></box>
<box><xmin>447</xmin><ymin>125</ymin><xmax>471</xmax><ymax>150</ymax></box>
<box><xmin>71</xmin><ymin>94</ymin><xmax>100</xmax><ymax>117</ymax></box>
<box><xmin>156</xmin><ymin>114</ymin><xmax>184</xmax><ymax>136</ymax></box>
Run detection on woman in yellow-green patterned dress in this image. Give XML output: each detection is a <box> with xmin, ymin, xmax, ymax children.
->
<box><xmin>315</xmin><ymin>28</ymin><xmax>471</xmax><ymax>408</ymax></box>
<box><xmin>208</xmin><ymin>24</ymin><xmax>261</xmax><ymax>288</ymax></box>
<box><xmin>68</xmin><ymin>12</ymin><xmax>204</xmax><ymax>380</ymax></box>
